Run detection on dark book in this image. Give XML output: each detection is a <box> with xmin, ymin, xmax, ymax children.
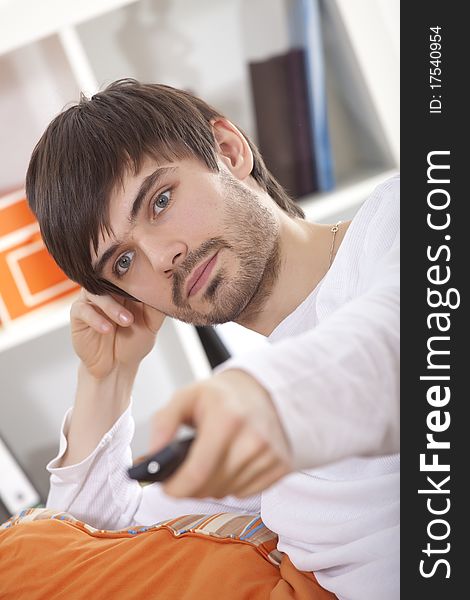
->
<box><xmin>195</xmin><ymin>325</ymin><xmax>231</xmax><ymax>369</ymax></box>
<box><xmin>249</xmin><ymin>47</ymin><xmax>318</xmax><ymax>199</ymax></box>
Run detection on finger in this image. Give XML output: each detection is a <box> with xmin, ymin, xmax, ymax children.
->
<box><xmin>190</xmin><ymin>427</ymin><xmax>270</xmax><ymax>498</ymax></box>
<box><xmin>197</xmin><ymin>430</ymin><xmax>289</xmax><ymax>499</ymax></box>
<box><xmin>229</xmin><ymin>462</ymin><xmax>290</xmax><ymax>498</ymax></box>
<box><xmin>71</xmin><ymin>300</ymin><xmax>114</xmax><ymax>334</ymax></box>
<box><xmin>149</xmin><ymin>387</ymin><xmax>201</xmax><ymax>455</ymax></box>
<box><xmin>82</xmin><ymin>290</ymin><xmax>135</xmax><ymax>327</ymax></box>
<box><xmin>197</xmin><ymin>428</ymin><xmax>270</xmax><ymax>497</ymax></box>
<box><xmin>162</xmin><ymin>398</ymin><xmax>243</xmax><ymax>498</ymax></box>
<box><xmin>194</xmin><ymin>420</ymin><xmax>292</xmax><ymax>499</ymax></box>
<box><xmin>225</xmin><ymin>451</ymin><xmax>283</xmax><ymax>496</ymax></box>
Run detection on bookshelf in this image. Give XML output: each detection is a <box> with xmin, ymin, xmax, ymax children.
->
<box><xmin>0</xmin><ymin>0</ymin><xmax>399</xmax><ymax>500</ymax></box>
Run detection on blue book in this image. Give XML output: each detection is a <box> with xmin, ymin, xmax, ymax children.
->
<box><xmin>287</xmin><ymin>0</ymin><xmax>335</xmax><ymax>191</ymax></box>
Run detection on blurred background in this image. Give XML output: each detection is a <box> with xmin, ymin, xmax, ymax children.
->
<box><xmin>0</xmin><ymin>0</ymin><xmax>399</xmax><ymax>517</ymax></box>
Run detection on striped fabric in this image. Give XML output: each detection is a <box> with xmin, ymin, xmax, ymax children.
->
<box><xmin>1</xmin><ymin>507</ymin><xmax>284</xmax><ymax>567</ymax></box>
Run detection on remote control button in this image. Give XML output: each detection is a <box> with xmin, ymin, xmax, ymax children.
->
<box><xmin>147</xmin><ymin>461</ymin><xmax>160</xmax><ymax>474</ymax></box>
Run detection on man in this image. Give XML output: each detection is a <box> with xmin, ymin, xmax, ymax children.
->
<box><xmin>26</xmin><ymin>79</ymin><xmax>399</xmax><ymax>600</ymax></box>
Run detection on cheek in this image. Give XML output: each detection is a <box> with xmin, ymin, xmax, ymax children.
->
<box><xmin>177</xmin><ymin>196</ymin><xmax>222</xmax><ymax>241</ymax></box>
<box><xmin>128</xmin><ymin>281</ymin><xmax>171</xmax><ymax>310</ymax></box>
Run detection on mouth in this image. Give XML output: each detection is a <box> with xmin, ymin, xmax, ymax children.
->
<box><xmin>186</xmin><ymin>251</ymin><xmax>219</xmax><ymax>298</ymax></box>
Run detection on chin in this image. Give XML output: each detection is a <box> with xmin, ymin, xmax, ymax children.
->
<box><xmin>178</xmin><ymin>312</ymin><xmax>232</xmax><ymax>327</ymax></box>
<box><xmin>172</xmin><ymin>302</ymin><xmax>241</xmax><ymax>327</ymax></box>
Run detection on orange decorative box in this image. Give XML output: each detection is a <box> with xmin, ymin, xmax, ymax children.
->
<box><xmin>0</xmin><ymin>189</ymin><xmax>78</xmax><ymax>322</ymax></box>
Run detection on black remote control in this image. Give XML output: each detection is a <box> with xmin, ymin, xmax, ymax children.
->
<box><xmin>127</xmin><ymin>435</ymin><xmax>195</xmax><ymax>483</ymax></box>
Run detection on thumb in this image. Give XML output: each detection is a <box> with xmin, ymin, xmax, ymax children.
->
<box><xmin>149</xmin><ymin>387</ymin><xmax>197</xmax><ymax>453</ymax></box>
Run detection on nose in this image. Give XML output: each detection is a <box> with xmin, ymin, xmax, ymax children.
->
<box><xmin>139</xmin><ymin>233</ymin><xmax>188</xmax><ymax>277</ymax></box>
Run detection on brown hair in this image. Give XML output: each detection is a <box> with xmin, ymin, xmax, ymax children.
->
<box><xmin>26</xmin><ymin>79</ymin><xmax>305</xmax><ymax>296</ymax></box>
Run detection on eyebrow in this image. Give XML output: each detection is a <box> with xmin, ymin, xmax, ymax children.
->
<box><xmin>93</xmin><ymin>166</ymin><xmax>177</xmax><ymax>277</ymax></box>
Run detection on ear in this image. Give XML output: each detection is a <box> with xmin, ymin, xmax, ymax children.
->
<box><xmin>211</xmin><ymin>118</ymin><xmax>253</xmax><ymax>180</ymax></box>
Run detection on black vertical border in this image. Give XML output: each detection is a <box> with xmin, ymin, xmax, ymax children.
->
<box><xmin>401</xmin><ymin>2</ymin><xmax>465</xmax><ymax>596</ymax></box>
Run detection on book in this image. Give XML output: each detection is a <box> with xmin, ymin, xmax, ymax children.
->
<box><xmin>195</xmin><ymin>326</ymin><xmax>231</xmax><ymax>369</ymax></box>
<box><xmin>249</xmin><ymin>47</ymin><xmax>317</xmax><ymax>199</ymax></box>
<box><xmin>287</xmin><ymin>0</ymin><xmax>335</xmax><ymax>192</ymax></box>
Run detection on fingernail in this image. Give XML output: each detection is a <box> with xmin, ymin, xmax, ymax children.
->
<box><xmin>101</xmin><ymin>322</ymin><xmax>111</xmax><ymax>332</ymax></box>
<box><xmin>119</xmin><ymin>311</ymin><xmax>132</xmax><ymax>324</ymax></box>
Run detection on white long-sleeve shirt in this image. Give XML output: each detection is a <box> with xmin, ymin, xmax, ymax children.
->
<box><xmin>47</xmin><ymin>175</ymin><xmax>400</xmax><ymax>600</ymax></box>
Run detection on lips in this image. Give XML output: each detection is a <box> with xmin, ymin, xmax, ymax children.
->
<box><xmin>186</xmin><ymin>251</ymin><xmax>219</xmax><ymax>298</ymax></box>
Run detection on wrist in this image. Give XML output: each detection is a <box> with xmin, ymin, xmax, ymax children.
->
<box><xmin>60</xmin><ymin>363</ymin><xmax>137</xmax><ymax>468</ymax></box>
<box><xmin>78</xmin><ymin>362</ymin><xmax>138</xmax><ymax>406</ymax></box>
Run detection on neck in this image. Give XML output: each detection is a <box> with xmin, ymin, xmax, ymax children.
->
<box><xmin>235</xmin><ymin>212</ymin><xmax>349</xmax><ymax>336</ymax></box>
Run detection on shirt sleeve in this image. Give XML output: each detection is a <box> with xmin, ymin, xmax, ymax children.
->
<box><xmin>214</xmin><ymin>220</ymin><xmax>399</xmax><ymax>472</ymax></box>
<box><xmin>46</xmin><ymin>399</ymin><xmax>260</xmax><ymax>530</ymax></box>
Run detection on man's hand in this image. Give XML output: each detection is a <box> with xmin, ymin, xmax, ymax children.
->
<box><xmin>71</xmin><ymin>289</ymin><xmax>166</xmax><ymax>379</ymax></box>
<box><xmin>149</xmin><ymin>369</ymin><xmax>293</xmax><ymax>499</ymax></box>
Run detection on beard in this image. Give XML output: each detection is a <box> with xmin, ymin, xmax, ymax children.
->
<box><xmin>169</xmin><ymin>170</ymin><xmax>281</xmax><ymax>327</ymax></box>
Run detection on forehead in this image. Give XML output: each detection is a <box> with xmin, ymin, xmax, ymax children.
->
<box><xmin>112</xmin><ymin>158</ymin><xmax>158</xmax><ymax>217</ymax></box>
<box><xmin>92</xmin><ymin>156</ymin><xmax>174</xmax><ymax>260</ymax></box>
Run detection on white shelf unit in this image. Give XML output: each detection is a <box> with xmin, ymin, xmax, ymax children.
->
<box><xmin>0</xmin><ymin>0</ymin><xmax>399</xmax><ymax>499</ymax></box>
<box><xmin>0</xmin><ymin>0</ymin><xmax>139</xmax><ymax>57</ymax></box>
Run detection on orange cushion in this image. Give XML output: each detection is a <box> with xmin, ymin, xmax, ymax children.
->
<box><xmin>0</xmin><ymin>509</ymin><xmax>336</xmax><ymax>600</ymax></box>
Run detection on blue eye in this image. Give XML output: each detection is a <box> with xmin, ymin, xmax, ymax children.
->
<box><xmin>113</xmin><ymin>250</ymin><xmax>135</xmax><ymax>278</ymax></box>
<box><xmin>152</xmin><ymin>190</ymin><xmax>171</xmax><ymax>217</ymax></box>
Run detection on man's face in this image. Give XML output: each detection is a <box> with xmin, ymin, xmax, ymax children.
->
<box><xmin>93</xmin><ymin>156</ymin><xmax>281</xmax><ymax>326</ymax></box>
